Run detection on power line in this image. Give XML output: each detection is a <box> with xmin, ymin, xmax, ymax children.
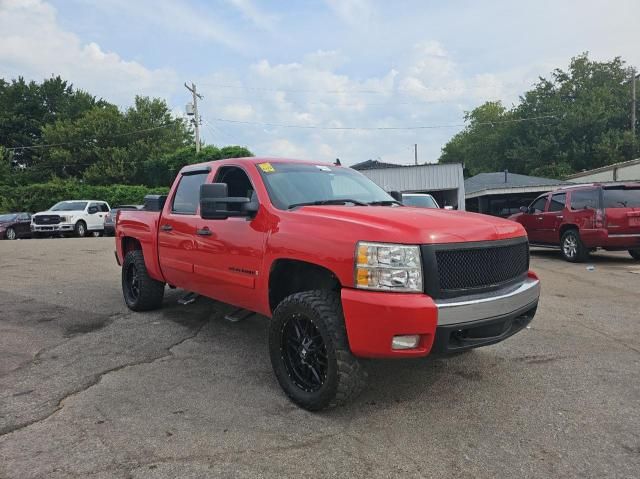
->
<box><xmin>212</xmin><ymin>113</ymin><xmax>559</xmax><ymax>131</ymax></box>
<box><xmin>4</xmin><ymin>122</ymin><xmax>182</xmax><ymax>152</ymax></box>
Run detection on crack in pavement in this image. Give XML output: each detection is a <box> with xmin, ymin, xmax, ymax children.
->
<box><xmin>0</xmin><ymin>320</ymin><xmax>208</xmax><ymax>439</ymax></box>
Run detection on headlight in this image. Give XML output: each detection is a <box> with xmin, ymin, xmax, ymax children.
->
<box><xmin>355</xmin><ymin>242</ymin><xmax>423</xmax><ymax>292</ymax></box>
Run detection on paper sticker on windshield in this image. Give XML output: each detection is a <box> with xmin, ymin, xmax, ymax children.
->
<box><xmin>315</xmin><ymin>165</ymin><xmax>331</xmax><ymax>172</ymax></box>
<box><xmin>258</xmin><ymin>162</ymin><xmax>275</xmax><ymax>173</ymax></box>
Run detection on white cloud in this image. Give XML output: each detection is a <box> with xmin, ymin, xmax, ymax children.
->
<box><xmin>0</xmin><ymin>0</ymin><xmax>177</xmax><ymax>106</ymax></box>
<box><xmin>325</xmin><ymin>0</ymin><xmax>375</xmax><ymax>27</ymax></box>
<box><xmin>227</xmin><ymin>0</ymin><xmax>278</xmax><ymax>31</ymax></box>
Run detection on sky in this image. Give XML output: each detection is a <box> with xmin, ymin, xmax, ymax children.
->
<box><xmin>1</xmin><ymin>0</ymin><xmax>639</xmax><ymax>166</ymax></box>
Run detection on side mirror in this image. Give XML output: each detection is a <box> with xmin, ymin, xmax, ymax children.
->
<box><xmin>519</xmin><ymin>206</ymin><xmax>528</xmax><ymax>214</ymax></box>
<box><xmin>200</xmin><ymin>183</ymin><xmax>253</xmax><ymax>220</ymax></box>
<box><xmin>388</xmin><ymin>191</ymin><xmax>403</xmax><ymax>202</ymax></box>
<box><xmin>88</xmin><ymin>206</ymin><xmax>99</xmax><ymax>214</ymax></box>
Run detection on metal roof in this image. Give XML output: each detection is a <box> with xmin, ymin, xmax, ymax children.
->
<box><xmin>465</xmin><ymin>172</ymin><xmax>568</xmax><ymax>197</ymax></box>
<box><xmin>358</xmin><ymin>163</ymin><xmax>464</xmax><ymax>192</ymax></box>
<box><xmin>565</xmin><ymin>158</ymin><xmax>640</xmax><ymax>179</ymax></box>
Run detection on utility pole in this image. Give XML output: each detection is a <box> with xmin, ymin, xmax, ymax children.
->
<box><xmin>632</xmin><ymin>68</ymin><xmax>636</xmax><ymax>138</ymax></box>
<box><xmin>184</xmin><ymin>82</ymin><xmax>203</xmax><ymax>153</ymax></box>
<box><xmin>414</xmin><ymin>143</ymin><xmax>418</xmax><ymax>165</ymax></box>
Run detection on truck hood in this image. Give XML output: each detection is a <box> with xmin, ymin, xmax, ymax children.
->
<box><xmin>291</xmin><ymin>206</ymin><xmax>525</xmax><ymax>244</ymax></box>
<box><xmin>34</xmin><ymin>210</ymin><xmax>85</xmax><ymax>216</ymax></box>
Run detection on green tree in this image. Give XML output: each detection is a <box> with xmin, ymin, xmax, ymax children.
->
<box><xmin>0</xmin><ymin>76</ymin><xmax>99</xmax><ymax>168</ymax></box>
<box><xmin>439</xmin><ymin>53</ymin><xmax>638</xmax><ymax>178</ymax></box>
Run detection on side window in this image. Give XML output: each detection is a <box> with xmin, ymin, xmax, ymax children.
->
<box><xmin>88</xmin><ymin>202</ymin><xmax>100</xmax><ymax>212</ymax></box>
<box><xmin>99</xmin><ymin>203</ymin><xmax>109</xmax><ymax>212</ymax></box>
<box><xmin>215</xmin><ymin>166</ymin><xmax>255</xmax><ymax>213</ymax></box>
<box><xmin>172</xmin><ymin>172</ymin><xmax>208</xmax><ymax>214</ymax></box>
<box><xmin>530</xmin><ymin>197</ymin><xmax>547</xmax><ymax>213</ymax></box>
<box><xmin>548</xmin><ymin>193</ymin><xmax>566</xmax><ymax>212</ymax></box>
<box><xmin>17</xmin><ymin>213</ymin><xmax>30</xmax><ymax>221</ymax></box>
<box><xmin>570</xmin><ymin>189</ymin><xmax>598</xmax><ymax>210</ymax></box>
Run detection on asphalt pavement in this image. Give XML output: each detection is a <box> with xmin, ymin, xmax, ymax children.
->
<box><xmin>0</xmin><ymin>238</ymin><xmax>639</xmax><ymax>478</ymax></box>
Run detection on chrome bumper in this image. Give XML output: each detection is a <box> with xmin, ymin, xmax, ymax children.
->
<box><xmin>31</xmin><ymin>224</ymin><xmax>75</xmax><ymax>232</ymax></box>
<box><xmin>435</xmin><ymin>277</ymin><xmax>540</xmax><ymax>326</ymax></box>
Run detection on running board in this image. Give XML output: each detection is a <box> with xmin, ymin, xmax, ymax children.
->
<box><xmin>224</xmin><ymin>308</ymin><xmax>255</xmax><ymax>323</ymax></box>
<box><xmin>177</xmin><ymin>292</ymin><xmax>199</xmax><ymax>305</ymax></box>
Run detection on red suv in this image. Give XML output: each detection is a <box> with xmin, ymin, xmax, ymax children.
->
<box><xmin>510</xmin><ymin>183</ymin><xmax>640</xmax><ymax>262</ymax></box>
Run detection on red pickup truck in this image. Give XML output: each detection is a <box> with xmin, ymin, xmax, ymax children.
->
<box><xmin>116</xmin><ymin>158</ymin><xmax>540</xmax><ymax>410</ymax></box>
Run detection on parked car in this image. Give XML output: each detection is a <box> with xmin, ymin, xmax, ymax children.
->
<box><xmin>31</xmin><ymin>200</ymin><xmax>110</xmax><ymax>238</ymax></box>
<box><xmin>509</xmin><ymin>183</ymin><xmax>640</xmax><ymax>262</ymax></box>
<box><xmin>401</xmin><ymin>193</ymin><xmax>440</xmax><ymax>209</ymax></box>
<box><xmin>0</xmin><ymin>212</ymin><xmax>32</xmax><ymax>240</ymax></box>
<box><xmin>116</xmin><ymin>158</ymin><xmax>540</xmax><ymax>411</ymax></box>
<box><xmin>104</xmin><ymin>205</ymin><xmax>143</xmax><ymax>236</ymax></box>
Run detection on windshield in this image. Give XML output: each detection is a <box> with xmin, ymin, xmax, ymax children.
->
<box><xmin>50</xmin><ymin>201</ymin><xmax>88</xmax><ymax>211</ymax></box>
<box><xmin>257</xmin><ymin>162</ymin><xmax>394</xmax><ymax>209</ymax></box>
<box><xmin>603</xmin><ymin>187</ymin><xmax>640</xmax><ymax>208</ymax></box>
<box><xmin>403</xmin><ymin>195</ymin><xmax>438</xmax><ymax>208</ymax></box>
<box><xmin>0</xmin><ymin>214</ymin><xmax>17</xmax><ymax>222</ymax></box>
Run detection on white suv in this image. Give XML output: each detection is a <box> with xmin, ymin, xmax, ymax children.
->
<box><xmin>31</xmin><ymin>200</ymin><xmax>111</xmax><ymax>238</ymax></box>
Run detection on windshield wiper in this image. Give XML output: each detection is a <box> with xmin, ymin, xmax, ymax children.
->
<box><xmin>287</xmin><ymin>199</ymin><xmax>369</xmax><ymax>209</ymax></box>
<box><xmin>367</xmin><ymin>200</ymin><xmax>403</xmax><ymax>206</ymax></box>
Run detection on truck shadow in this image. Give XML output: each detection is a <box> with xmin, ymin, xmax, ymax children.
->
<box><xmin>161</xmin><ymin>296</ymin><xmax>525</xmax><ymax>413</ymax></box>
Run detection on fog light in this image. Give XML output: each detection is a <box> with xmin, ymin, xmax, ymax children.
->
<box><xmin>391</xmin><ymin>335</ymin><xmax>421</xmax><ymax>350</ymax></box>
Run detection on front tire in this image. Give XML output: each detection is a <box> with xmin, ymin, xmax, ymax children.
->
<box><xmin>5</xmin><ymin>227</ymin><xmax>17</xmax><ymax>240</ymax></box>
<box><xmin>122</xmin><ymin>250</ymin><xmax>165</xmax><ymax>311</ymax></box>
<box><xmin>269</xmin><ymin>290</ymin><xmax>367</xmax><ymax>411</ymax></box>
<box><xmin>630</xmin><ymin>249</ymin><xmax>640</xmax><ymax>261</ymax></box>
<box><xmin>75</xmin><ymin>221</ymin><xmax>87</xmax><ymax>238</ymax></box>
<box><xmin>561</xmin><ymin>229</ymin><xmax>588</xmax><ymax>262</ymax></box>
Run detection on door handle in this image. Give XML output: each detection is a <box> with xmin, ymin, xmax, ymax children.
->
<box><xmin>196</xmin><ymin>227</ymin><xmax>212</xmax><ymax>236</ymax></box>
<box><xmin>161</xmin><ymin>224</ymin><xmax>173</xmax><ymax>232</ymax></box>
<box><xmin>537</xmin><ymin>217</ymin><xmax>543</xmax><ymax>220</ymax></box>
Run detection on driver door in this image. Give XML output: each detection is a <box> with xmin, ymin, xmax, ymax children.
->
<box><xmin>519</xmin><ymin>195</ymin><xmax>549</xmax><ymax>244</ymax></box>
<box><xmin>190</xmin><ymin>165</ymin><xmax>267</xmax><ymax>311</ymax></box>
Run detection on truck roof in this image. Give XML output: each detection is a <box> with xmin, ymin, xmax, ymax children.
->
<box><xmin>179</xmin><ymin>157</ymin><xmax>335</xmax><ymax>174</ymax></box>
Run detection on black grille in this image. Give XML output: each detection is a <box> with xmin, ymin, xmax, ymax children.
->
<box><xmin>422</xmin><ymin>238</ymin><xmax>529</xmax><ymax>298</ymax></box>
<box><xmin>34</xmin><ymin>215</ymin><xmax>61</xmax><ymax>225</ymax></box>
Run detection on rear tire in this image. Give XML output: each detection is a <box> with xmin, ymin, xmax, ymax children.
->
<box><xmin>75</xmin><ymin>221</ymin><xmax>87</xmax><ymax>238</ymax></box>
<box><xmin>561</xmin><ymin>229</ymin><xmax>588</xmax><ymax>262</ymax></box>
<box><xmin>269</xmin><ymin>290</ymin><xmax>367</xmax><ymax>411</ymax></box>
<box><xmin>122</xmin><ymin>250</ymin><xmax>165</xmax><ymax>311</ymax></box>
<box><xmin>630</xmin><ymin>249</ymin><xmax>640</xmax><ymax>261</ymax></box>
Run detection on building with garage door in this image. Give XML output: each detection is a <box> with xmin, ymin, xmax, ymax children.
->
<box><xmin>352</xmin><ymin>161</ymin><xmax>465</xmax><ymax>210</ymax></box>
<box><xmin>566</xmin><ymin>158</ymin><xmax>640</xmax><ymax>183</ymax></box>
<box><xmin>465</xmin><ymin>170</ymin><xmax>569</xmax><ymax>217</ymax></box>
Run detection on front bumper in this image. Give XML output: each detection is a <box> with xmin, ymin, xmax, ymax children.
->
<box><xmin>31</xmin><ymin>223</ymin><xmax>75</xmax><ymax>233</ymax></box>
<box><xmin>341</xmin><ymin>273</ymin><xmax>540</xmax><ymax>358</ymax></box>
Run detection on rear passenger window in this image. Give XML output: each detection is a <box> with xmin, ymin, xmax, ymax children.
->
<box><xmin>99</xmin><ymin>203</ymin><xmax>110</xmax><ymax>212</ymax></box>
<box><xmin>602</xmin><ymin>188</ymin><xmax>640</xmax><ymax>208</ymax></box>
<box><xmin>570</xmin><ymin>189</ymin><xmax>599</xmax><ymax>210</ymax></box>
<box><xmin>548</xmin><ymin>193</ymin><xmax>566</xmax><ymax>212</ymax></box>
<box><xmin>172</xmin><ymin>172</ymin><xmax>208</xmax><ymax>214</ymax></box>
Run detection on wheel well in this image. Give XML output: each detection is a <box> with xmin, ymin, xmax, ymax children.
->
<box><xmin>559</xmin><ymin>224</ymin><xmax>578</xmax><ymax>239</ymax></box>
<box><xmin>122</xmin><ymin>236</ymin><xmax>142</xmax><ymax>255</ymax></box>
<box><xmin>269</xmin><ymin>259</ymin><xmax>341</xmax><ymax>313</ymax></box>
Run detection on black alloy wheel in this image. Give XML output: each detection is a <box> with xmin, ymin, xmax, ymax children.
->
<box><xmin>269</xmin><ymin>290</ymin><xmax>367</xmax><ymax>411</ymax></box>
<box><xmin>281</xmin><ymin>313</ymin><xmax>328</xmax><ymax>393</ymax></box>
<box><xmin>124</xmin><ymin>262</ymin><xmax>141</xmax><ymax>303</ymax></box>
<box><xmin>121</xmin><ymin>250</ymin><xmax>165</xmax><ymax>311</ymax></box>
